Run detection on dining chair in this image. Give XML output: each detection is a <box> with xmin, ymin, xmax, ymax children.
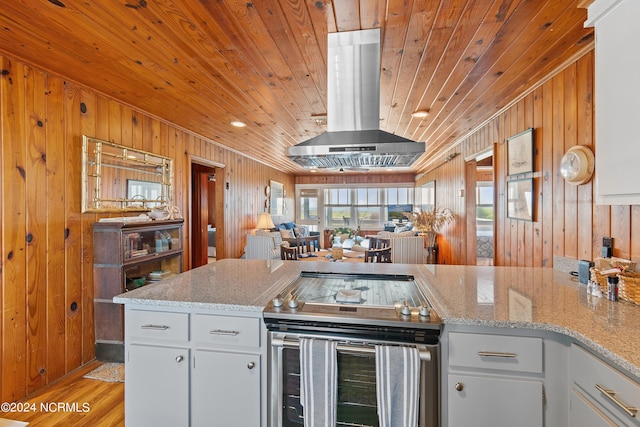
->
<box><xmin>364</xmin><ymin>247</ymin><xmax>392</xmax><ymax>263</ymax></box>
<box><xmin>368</xmin><ymin>237</ymin><xmax>391</xmax><ymax>250</ymax></box>
<box><xmin>281</xmin><ymin>245</ymin><xmax>298</xmax><ymax>260</ymax></box>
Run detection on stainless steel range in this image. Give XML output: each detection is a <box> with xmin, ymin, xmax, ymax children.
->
<box><xmin>263</xmin><ymin>271</ymin><xmax>441</xmax><ymax>427</ymax></box>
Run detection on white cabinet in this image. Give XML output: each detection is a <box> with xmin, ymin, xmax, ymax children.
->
<box><xmin>191</xmin><ymin>312</ymin><xmax>263</xmax><ymax>427</ymax></box>
<box><xmin>125</xmin><ymin>308</ymin><xmax>190</xmax><ymax>426</ymax></box>
<box><xmin>126</xmin><ymin>344</ymin><xmax>190</xmax><ymax>426</ymax></box>
<box><xmin>569</xmin><ymin>344</ymin><xmax>640</xmax><ymax>426</ymax></box>
<box><xmin>192</xmin><ymin>350</ymin><xmax>261</xmax><ymax>426</ymax></box>
<box><xmin>124</xmin><ymin>306</ymin><xmax>266</xmax><ymax>427</ymax></box>
<box><xmin>586</xmin><ymin>0</ymin><xmax>640</xmax><ymax>204</ymax></box>
<box><xmin>443</xmin><ymin>326</ymin><xmax>640</xmax><ymax>427</ymax></box>
<box><xmin>445</xmin><ymin>330</ymin><xmax>545</xmax><ymax>427</ymax></box>
<box><xmin>570</xmin><ymin>389</ymin><xmax>619</xmax><ymax>427</ymax></box>
<box><xmin>448</xmin><ymin>374</ymin><xmax>543</xmax><ymax>427</ymax></box>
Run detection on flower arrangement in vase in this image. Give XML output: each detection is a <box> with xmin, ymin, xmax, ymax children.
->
<box><xmin>404</xmin><ymin>207</ymin><xmax>454</xmax><ymax>247</ymax></box>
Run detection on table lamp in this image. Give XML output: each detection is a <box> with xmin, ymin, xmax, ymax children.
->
<box><xmin>256</xmin><ymin>212</ymin><xmax>275</xmax><ymax>230</ymax></box>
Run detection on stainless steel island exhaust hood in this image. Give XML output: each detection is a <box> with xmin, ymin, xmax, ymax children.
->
<box><xmin>287</xmin><ymin>29</ymin><xmax>425</xmax><ymax>169</ymax></box>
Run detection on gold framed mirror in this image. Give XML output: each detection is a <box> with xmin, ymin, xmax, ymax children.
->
<box><xmin>82</xmin><ymin>135</ymin><xmax>174</xmax><ymax>213</ymax></box>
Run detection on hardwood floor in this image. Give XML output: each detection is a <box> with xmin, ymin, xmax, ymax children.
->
<box><xmin>0</xmin><ymin>361</ymin><xmax>124</xmax><ymax>426</ymax></box>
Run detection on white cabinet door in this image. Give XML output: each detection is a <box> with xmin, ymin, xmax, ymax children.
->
<box><xmin>448</xmin><ymin>374</ymin><xmax>543</xmax><ymax>427</ymax></box>
<box><xmin>192</xmin><ymin>349</ymin><xmax>261</xmax><ymax>427</ymax></box>
<box><xmin>125</xmin><ymin>343</ymin><xmax>190</xmax><ymax>427</ymax></box>
<box><xmin>587</xmin><ymin>0</ymin><xmax>640</xmax><ymax>204</ymax></box>
<box><xmin>570</xmin><ymin>389</ymin><xmax>618</xmax><ymax>427</ymax></box>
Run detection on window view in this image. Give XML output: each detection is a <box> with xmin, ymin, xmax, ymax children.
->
<box><xmin>476</xmin><ymin>181</ymin><xmax>494</xmax><ymax>265</ymax></box>
<box><xmin>299</xmin><ymin>188</ymin><xmax>318</xmax><ymax>221</ymax></box>
<box><xmin>320</xmin><ymin>186</ymin><xmax>414</xmax><ymax>230</ymax></box>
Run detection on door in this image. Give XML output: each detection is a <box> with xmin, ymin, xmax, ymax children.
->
<box><xmin>296</xmin><ymin>188</ymin><xmax>323</xmax><ymax>244</ymax></box>
<box><xmin>570</xmin><ymin>389</ymin><xmax>618</xmax><ymax>427</ymax></box>
<box><xmin>448</xmin><ymin>374</ymin><xmax>543</xmax><ymax>427</ymax></box>
<box><xmin>192</xmin><ymin>349</ymin><xmax>261</xmax><ymax>426</ymax></box>
<box><xmin>126</xmin><ymin>344</ymin><xmax>190</xmax><ymax>426</ymax></box>
<box><xmin>191</xmin><ymin>162</ymin><xmax>219</xmax><ymax>267</ymax></box>
<box><xmin>465</xmin><ymin>148</ymin><xmax>495</xmax><ymax>266</ymax></box>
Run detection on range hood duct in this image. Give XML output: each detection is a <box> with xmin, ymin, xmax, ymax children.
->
<box><xmin>287</xmin><ymin>29</ymin><xmax>425</xmax><ymax>169</ymax></box>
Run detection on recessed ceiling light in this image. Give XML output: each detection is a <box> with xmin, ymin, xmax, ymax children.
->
<box><xmin>411</xmin><ymin>109</ymin><xmax>430</xmax><ymax>118</ymax></box>
<box><xmin>230</xmin><ymin>120</ymin><xmax>246</xmax><ymax>128</ymax></box>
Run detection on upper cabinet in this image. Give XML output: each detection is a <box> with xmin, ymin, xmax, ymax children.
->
<box><xmin>586</xmin><ymin>0</ymin><xmax>640</xmax><ymax>205</ymax></box>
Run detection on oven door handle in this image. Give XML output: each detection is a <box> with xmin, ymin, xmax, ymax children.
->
<box><xmin>271</xmin><ymin>336</ymin><xmax>431</xmax><ymax>362</ymax></box>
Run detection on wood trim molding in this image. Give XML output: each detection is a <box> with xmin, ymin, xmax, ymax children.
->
<box><xmin>577</xmin><ymin>0</ymin><xmax>595</xmax><ymax>8</ymax></box>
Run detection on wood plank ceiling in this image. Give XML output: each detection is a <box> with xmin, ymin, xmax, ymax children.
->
<box><xmin>0</xmin><ymin>0</ymin><xmax>593</xmax><ymax>174</ymax></box>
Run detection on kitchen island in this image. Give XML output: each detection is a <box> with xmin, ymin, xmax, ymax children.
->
<box><xmin>114</xmin><ymin>259</ymin><xmax>640</xmax><ymax>426</ymax></box>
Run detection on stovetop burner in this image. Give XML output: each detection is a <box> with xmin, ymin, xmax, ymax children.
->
<box><xmin>263</xmin><ymin>271</ymin><xmax>441</xmax><ymax>331</ymax></box>
<box><xmin>287</xmin><ymin>271</ymin><xmax>424</xmax><ymax>306</ymax></box>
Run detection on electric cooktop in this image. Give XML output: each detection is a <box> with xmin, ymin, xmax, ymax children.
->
<box><xmin>263</xmin><ymin>271</ymin><xmax>441</xmax><ymax>330</ymax></box>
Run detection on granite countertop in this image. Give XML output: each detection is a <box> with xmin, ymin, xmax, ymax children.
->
<box><xmin>114</xmin><ymin>259</ymin><xmax>640</xmax><ymax>378</ymax></box>
<box><xmin>414</xmin><ymin>265</ymin><xmax>640</xmax><ymax>379</ymax></box>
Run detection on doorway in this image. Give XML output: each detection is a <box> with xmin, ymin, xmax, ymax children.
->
<box><xmin>466</xmin><ymin>148</ymin><xmax>495</xmax><ymax>266</ymax></box>
<box><xmin>191</xmin><ymin>161</ymin><xmax>221</xmax><ymax>268</ymax></box>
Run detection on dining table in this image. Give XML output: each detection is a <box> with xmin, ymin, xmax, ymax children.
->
<box><xmin>297</xmin><ymin>249</ymin><xmax>364</xmax><ymax>262</ymax></box>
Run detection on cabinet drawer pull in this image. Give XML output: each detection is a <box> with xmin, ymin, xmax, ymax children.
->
<box><xmin>209</xmin><ymin>329</ymin><xmax>240</xmax><ymax>336</ymax></box>
<box><xmin>477</xmin><ymin>351</ymin><xmax>517</xmax><ymax>358</ymax></box>
<box><xmin>140</xmin><ymin>324</ymin><xmax>170</xmax><ymax>330</ymax></box>
<box><xmin>247</xmin><ymin>362</ymin><xmax>255</xmax><ymax>370</ymax></box>
<box><xmin>175</xmin><ymin>355</ymin><xmax>184</xmax><ymax>363</ymax></box>
<box><xmin>595</xmin><ymin>383</ymin><xmax>638</xmax><ymax>418</ymax></box>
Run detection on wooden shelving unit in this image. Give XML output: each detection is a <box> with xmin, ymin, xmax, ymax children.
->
<box><xmin>93</xmin><ymin>219</ymin><xmax>184</xmax><ymax>362</ymax></box>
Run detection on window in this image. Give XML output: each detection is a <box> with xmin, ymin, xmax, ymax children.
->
<box><xmin>324</xmin><ymin>188</ymin><xmax>352</xmax><ymax>227</ymax></box>
<box><xmin>476</xmin><ymin>182</ymin><xmax>494</xmax><ymax>236</ymax></box>
<box><xmin>317</xmin><ymin>186</ymin><xmax>414</xmax><ymax>230</ymax></box>
<box><xmin>299</xmin><ymin>189</ymin><xmax>318</xmax><ymax>220</ymax></box>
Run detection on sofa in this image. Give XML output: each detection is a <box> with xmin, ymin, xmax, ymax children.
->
<box><xmin>245</xmin><ymin>231</ymin><xmax>282</xmax><ymax>259</ymax></box>
<box><xmin>274</xmin><ymin>222</ymin><xmax>319</xmax><ymax>252</ymax></box>
<box><xmin>244</xmin><ymin>222</ymin><xmax>319</xmax><ymax>259</ymax></box>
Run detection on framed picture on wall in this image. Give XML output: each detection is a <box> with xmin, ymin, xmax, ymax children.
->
<box><xmin>507</xmin><ymin>128</ymin><xmax>534</xmax><ymax>176</ymax></box>
<box><xmin>507</xmin><ymin>178</ymin><xmax>534</xmax><ymax>221</ymax></box>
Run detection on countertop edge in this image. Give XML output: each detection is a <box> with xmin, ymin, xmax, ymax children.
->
<box><xmin>112</xmin><ymin>296</ymin><xmax>264</xmax><ymax>313</ymax></box>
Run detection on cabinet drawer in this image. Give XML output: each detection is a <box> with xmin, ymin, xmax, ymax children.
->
<box><xmin>448</xmin><ymin>332</ymin><xmax>543</xmax><ymax>373</ymax></box>
<box><xmin>192</xmin><ymin>314</ymin><xmax>260</xmax><ymax>348</ymax></box>
<box><xmin>126</xmin><ymin>309</ymin><xmax>189</xmax><ymax>342</ymax></box>
<box><xmin>570</xmin><ymin>344</ymin><xmax>640</xmax><ymax>424</ymax></box>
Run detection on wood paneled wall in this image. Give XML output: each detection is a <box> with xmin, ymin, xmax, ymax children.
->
<box><xmin>417</xmin><ymin>50</ymin><xmax>640</xmax><ymax>267</ymax></box>
<box><xmin>0</xmin><ymin>54</ymin><xmax>292</xmax><ymax>401</ymax></box>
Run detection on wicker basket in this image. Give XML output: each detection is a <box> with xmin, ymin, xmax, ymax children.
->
<box><xmin>618</xmin><ymin>271</ymin><xmax>640</xmax><ymax>305</ymax></box>
<box><xmin>594</xmin><ymin>257</ymin><xmax>636</xmax><ymax>272</ymax></box>
<box><xmin>590</xmin><ymin>267</ymin><xmax>609</xmax><ymax>292</ymax></box>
